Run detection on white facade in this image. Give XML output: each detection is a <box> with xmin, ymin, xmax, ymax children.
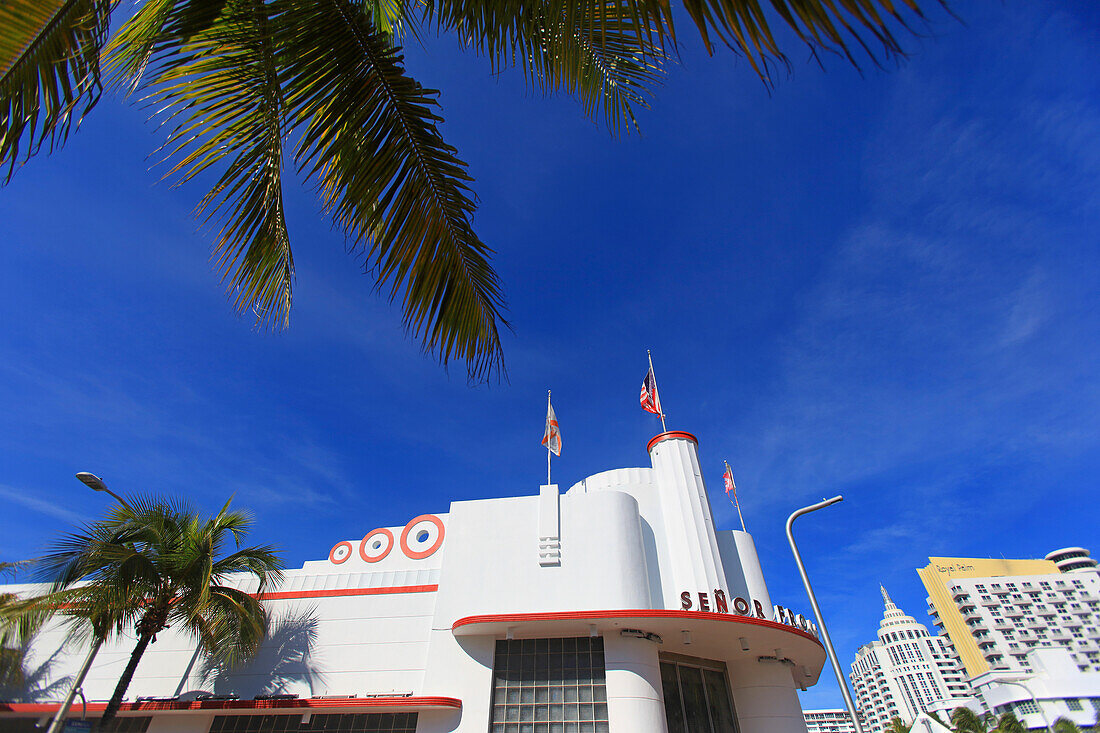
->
<box><xmin>1</xmin><ymin>430</ymin><xmax>826</xmax><ymax>733</ymax></box>
<box><xmin>930</xmin><ymin>568</ymin><xmax>1100</xmax><ymax>675</ymax></box>
<box><xmin>849</xmin><ymin>588</ymin><xmax>975</xmax><ymax>732</ymax></box>
<box><xmin>970</xmin><ymin>648</ymin><xmax>1100</xmax><ymax>730</ymax></box>
<box><xmin>802</xmin><ymin>709</ymin><xmax>860</xmax><ymax>733</ymax></box>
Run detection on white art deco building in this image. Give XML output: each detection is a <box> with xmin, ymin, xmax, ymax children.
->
<box><xmin>849</xmin><ymin>588</ymin><xmax>975</xmax><ymax>732</ymax></box>
<box><xmin>0</xmin><ymin>431</ymin><xmax>826</xmax><ymax>733</ymax></box>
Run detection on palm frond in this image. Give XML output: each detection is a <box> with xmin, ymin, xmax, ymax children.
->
<box><xmin>279</xmin><ymin>0</ymin><xmax>507</xmax><ymax>379</ymax></box>
<box><xmin>526</xmin><ymin>0</ymin><xmax>666</xmax><ymax>133</ymax></box>
<box><xmin>425</xmin><ymin>0</ymin><xmax>943</xmax><ymax>85</ymax></box>
<box><xmin>212</xmin><ymin>546</ymin><xmax>284</xmax><ymax>593</ymax></box>
<box><xmin>0</xmin><ymin>0</ymin><xmax>113</xmax><ymax>181</ymax></box>
<box><xmin>115</xmin><ymin>0</ymin><xmax>294</xmax><ymax>328</ymax></box>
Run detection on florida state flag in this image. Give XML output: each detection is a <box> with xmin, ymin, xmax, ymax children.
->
<box><xmin>542</xmin><ymin>401</ymin><xmax>562</xmax><ymax>456</ymax></box>
<box><xmin>640</xmin><ymin>366</ymin><xmax>662</xmax><ymax>415</ymax></box>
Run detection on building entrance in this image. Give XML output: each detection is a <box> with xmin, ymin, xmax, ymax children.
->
<box><xmin>659</xmin><ymin>655</ymin><xmax>739</xmax><ymax>733</ymax></box>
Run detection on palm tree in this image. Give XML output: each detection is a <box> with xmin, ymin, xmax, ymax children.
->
<box><xmin>993</xmin><ymin>712</ymin><xmax>1026</xmax><ymax>733</ymax></box>
<box><xmin>887</xmin><ymin>717</ymin><xmax>913</xmax><ymax>733</ymax></box>
<box><xmin>0</xmin><ymin>0</ymin><xmax>949</xmax><ymax>378</ymax></box>
<box><xmin>951</xmin><ymin>707</ymin><xmax>991</xmax><ymax>733</ymax></box>
<box><xmin>34</xmin><ymin>495</ymin><xmax>283</xmax><ymax>725</ymax></box>
<box><xmin>1052</xmin><ymin>718</ymin><xmax>1083</xmax><ymax>733</ymax></box>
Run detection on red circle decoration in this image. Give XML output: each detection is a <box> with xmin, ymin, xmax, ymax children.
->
<box><xmin>359</xmin><ymin>528</ymin><xmax>394</xmax><ymax>563</ymax></box>
<box><xmin>329</xmin><ymin>541</ymin><xmax>353</xmax><ymax>564</ymax></box>
<box><xmin>400</xmin><ymin>514</ymin><xmax>445</xmax><ymax>560</ymax></box>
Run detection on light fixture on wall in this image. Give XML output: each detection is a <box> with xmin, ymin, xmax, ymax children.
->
<box><xmin>620</xmin><ymin>629</ymin><xmax>663</xmax><ymax>644</ymax></box>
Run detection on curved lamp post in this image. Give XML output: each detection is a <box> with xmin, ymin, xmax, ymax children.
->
<box><xmin>787</xmin><ymin>496</ymin><xmax>865</xmax><ymax>733</ymax></box>
<box><xmin>44</xmin><ymin>473</ymin><xmax>129</xmax><ymax>733</ymax></box>
<box><xmin>988</xmin><ymin>678</ymin><xmax>1053</xmax><ymax>733</ymax></box>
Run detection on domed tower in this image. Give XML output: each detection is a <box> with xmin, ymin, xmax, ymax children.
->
<box><xmin>850</xmin><ymin>587</ymin><xmax>975</xmax><ymax>731</ymax></box>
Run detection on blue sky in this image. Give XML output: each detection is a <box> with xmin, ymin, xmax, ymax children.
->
<box><xmin>2</xmin><ymin>0</ymin><xmax>1098</xmax><ymax>711</ymax></box>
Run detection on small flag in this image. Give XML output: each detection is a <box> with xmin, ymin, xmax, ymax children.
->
<box><xmin>724</xmin><ymin>460</ymin><xmax>746</xmax><ymax>531</ymax></box>
<box><xmin>542</xmin><ymin>401</ymin><xmax>562</xmax><ymax>456</ymax></box>
<box><xmin>723</xmin><ymin>464</ymin><xmax>736</xmax><ymax>497</ymax></box>
<box><xmin>640</xmin><ymin>366</ymin><xmax>662</xmax><ymax>415</ymax></box>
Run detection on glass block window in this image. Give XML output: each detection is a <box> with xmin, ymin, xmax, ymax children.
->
<box><xmin>1015</xmin><ymin>700</ymin><xmax>1040</xmax><ymax>715</ymax></box>
<box><xmin>489</xmin><ymin>636</ymin><xmax>609</xmax><ymax>733</ymax></box>
<box><xmin>209</xmin><ymin>713</ymin><xmax>418</xmax><ymax>732</ymax></box>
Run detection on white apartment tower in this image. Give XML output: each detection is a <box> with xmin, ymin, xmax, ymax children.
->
<box><xmin>802</xmin><ymin>709</ymin><xmax>861</xmax><ymax>733</ymax></box>
<box><xmin>849</xmin><ymin>588</ymin><xmax>975</xmax><ymax>732</ymax></box>
<box><xmin>918</xmin><ymin>549</ymin><xmax>1100</xmax><ymax>729</ymax></box>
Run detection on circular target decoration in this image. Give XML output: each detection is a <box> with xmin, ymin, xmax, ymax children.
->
<box><xmin>359</xmin><ymin>528</ymin><xmax>394</xmax><ymax>563</ymax></box>
<box><xmin>400</xmin><ymin>514</ymin><xmax>445</xmax><ymax>559</ymax></box>
<box><xmin>329</xmin><ymin>541</ymin><xmax>353</xmax><ymax>564</ymax></box>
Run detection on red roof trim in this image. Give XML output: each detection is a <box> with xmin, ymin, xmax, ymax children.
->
<box><xmin>257</xmin><ymin>584</ymin><xmax>437</xmax><ymax>601</ymax></box>
<box><xmin>452</xmin><ymin>609</ymin><xmax>823</xmax><ymax>647</ymax></box>
<box><xmin>646</xmin><ymin>431</ymin><xmax>699</xmax><ymax>452</ymax></box>
<box><xmin>0</xmin><ymin>696</ymin><xmax>461</xmax><ymax>715</ymax></box>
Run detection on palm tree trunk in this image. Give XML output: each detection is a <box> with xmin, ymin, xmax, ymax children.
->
<box><xmin>99</xmin><ymin>631</ymin><xmax>153</xmax><ymax>726</ymax></box>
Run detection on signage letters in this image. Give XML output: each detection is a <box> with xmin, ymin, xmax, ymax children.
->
<box><xmin>679</xmin><ymin>589</ymin><xmax>817</xmax><ymax>638</ymax></box>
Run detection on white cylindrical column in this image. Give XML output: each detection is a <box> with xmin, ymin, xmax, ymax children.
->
<box><xmin>648</xmin><ymin>432</ymin><xmax>727</xmax><ymax>608</ymax></box>
<box><xmin>603</xmin><ymin>634</ymin><xmax>668</xmax><ymax>733</ymax></box>
<box><xmin>732</xmin><ymin>530</ymin><xmax>773</xmax><ymax>618</ymax></box>
<box><xmin>728</xmin><ymin>658</ymin><xmax>808</xmax><ymax>733</ymax></box>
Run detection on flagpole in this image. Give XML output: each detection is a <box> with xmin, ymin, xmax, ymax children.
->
<box><xmin>725</xmin><ymin>460</ymin><xmax>746</xmax><ymax>532</ymax></box>
<box><xmin>647</xmin><ymin>350</ymin><xmax>667</xmax><ymax>432</ymax></box>
<box><xmin>546</xmin><ymin>390</ymin><xmax>552</xmax><ymax>486</ymax></box>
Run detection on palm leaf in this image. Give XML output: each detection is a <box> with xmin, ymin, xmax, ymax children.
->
<box><xmin>426</xmin><ymin>0</ymin><xmax>943</xmax><ymax>84</ymax></box>
<box><xmin>0</xmin><ymin>0</ymin><xmax>113</xmax><ymax>181</ymax></box>
<box><xmin>113</xmin><ymin>0</ymin><xmax>294</xmax><ymax>327</ymax></box>
<box><xmin>437</xmin><ymin>0</ymin><xmax>666</xmax><ymax>133</ymax></box>
<box><xmin>278</xmin><ymin>0</ymin><xmax>507</xmax><ymax>378</ymax></box>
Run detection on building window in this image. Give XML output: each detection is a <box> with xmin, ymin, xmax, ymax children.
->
<box><xmin>660</xmin><ymin>656</ymin><xmax>739</xmax><ymax>733</ymax></box>
<box><xmin>0</xmin><ymin>720</ymin><xmax>153</xmax><ymax>732</ymax></box>
<box><xmin>210</xmin><ymin>715</ymin><xmax>418</xmax><ymax>732</ymax></box>
<box><xmin>489</xmin><ymin>636</ymin><xmax>609</xmax><ymax>732</ymax></box>
<box><xmin>1067</xmin><ymin>699</ymin><xmax>1084</xmax><ymax>711</ymax></box>
<box><xmin>1015</xmin><ymin>700</ymin><xmax>1040</xmax><ymax>716</ymax></box>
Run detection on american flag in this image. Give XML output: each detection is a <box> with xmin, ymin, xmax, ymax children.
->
<box><xmin>640</xmin><ymin>367</ymin><xmax>662</xmax><ymax>415</ymax></box>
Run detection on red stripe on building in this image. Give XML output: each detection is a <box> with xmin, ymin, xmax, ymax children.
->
<box><xmin>1</xmin><ymin>696</ymin><xmax>461</xmax><ymax>714</ymax></box>
<box><xmin>257</xmin><ymin>584</ymin><xmax>438</xmax><ymax>601</ymax></box>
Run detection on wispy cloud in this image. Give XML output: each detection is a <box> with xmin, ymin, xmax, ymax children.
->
<box><xmin>0</xmin><ymin>484</ymin><xmax>85</xmax><ymax>526</ymax></box>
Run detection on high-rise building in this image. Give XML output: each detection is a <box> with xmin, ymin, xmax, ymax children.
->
<box><xmin>917</xmin><ymin>549</ymin><xmax>1100</xmax><ymax>729</ymax></box>
<box><xmin>802</xmin><ymin>709</ymin><xmax>861</xmax><ymax>733</ymax></box>
<box><xmin>849</xmin><ymin>588</ymin><xmax>976</xmax><ymax>732</ymax></box>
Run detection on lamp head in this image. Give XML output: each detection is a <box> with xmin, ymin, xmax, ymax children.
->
<box><xmin>75</xmin><ymin>472</ymin><xmax>108</xmax><ymax>492</ymax></box>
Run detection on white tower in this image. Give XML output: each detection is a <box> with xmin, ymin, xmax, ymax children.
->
<box><xmin>647</xmin><ymin>431</ymin><xmax>729</xmax><ymax>606</ymax></box>
<box><xmin>850</xmin><ymin>587</ymin><xmax>975</xmax><ymax>732</ymax></box>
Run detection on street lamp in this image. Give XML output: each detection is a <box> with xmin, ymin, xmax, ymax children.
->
<box><xmin>75</xmin><ymin>472</ymin><xmax>133</xmax><ymax>509</ymax></box>
<box><xmin>988</xmin><ymin>678</ymin><xmax>1053</xmax><ymax>733</ymax></box>
<box><xmin>44</xmin><ymin>473</ymin><xmax>131</xmax><ymax>733</ymax></box>
<box><xmin>786</xmin><ymin>496</ymin><xmax>865</xmax><ymax>733</ymax></box>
